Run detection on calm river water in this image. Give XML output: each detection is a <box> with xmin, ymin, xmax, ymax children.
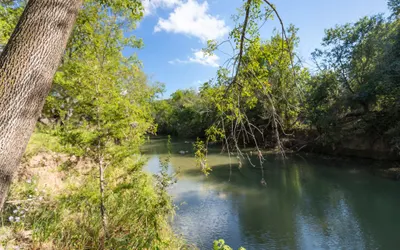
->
<box><xmin>141</xmin><ymin>138</ymin><xmax>400</xmax><ymax>250</ymax></box>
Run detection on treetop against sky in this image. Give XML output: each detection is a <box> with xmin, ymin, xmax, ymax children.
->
<box><xmin>131</xmin><ymin>0</ymin><xmax>389</xmax><ymax>97</ymax></box>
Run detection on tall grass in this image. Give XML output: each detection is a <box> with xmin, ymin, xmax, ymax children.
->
<box><xmin>1</xmin><ymin>132</ymin><xmax>184</xmax><ymax>249</ymax></box>
<box><xmin>31</xmin><ymin>167</ymin><xmax>180</xmax><ymax>249</ymax></box>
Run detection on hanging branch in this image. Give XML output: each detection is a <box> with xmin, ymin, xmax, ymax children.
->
<box><xmin>198</xmin><ymin>0</ymin><xmax>299</xmax><ymax>183</ymax></box>
<box><xmin>262</xmin><ymin>0</ymin><xmax>297</xmax><ymax>86</ymax></box>
<box><xmin>226</xmin><ymin>0</ymin><xmax>289</xmax><ymax>158</ymax></box>
<box><xmin>232</xmin><ymin>0</ymin><xmax>252</xmax><ymax>86</ymax></box>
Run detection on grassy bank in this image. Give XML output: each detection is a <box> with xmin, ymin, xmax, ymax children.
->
<box><xmin>1</xmin><ymin>131</ymin><xmax>184</xmax><ymax>249</ymax></box>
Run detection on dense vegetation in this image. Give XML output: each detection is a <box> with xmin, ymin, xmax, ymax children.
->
<box><xmin>154</xmin><ymin>0</ymin><xmax>400</xmax><ymax>157</ymax></box>
<box><xmin>1</xmin><ymin>0</ymin><xmax>179</xmax><ymax>249</ymax></box>
<box><xmin>307</xmin><ymin>11</ymin><xmax>400</xmax><ymax>149</ymax></box>
<box><xmin>0</xmin><ymin>0</ymin><xmax>398</xmax><ymax>249</ymax></box>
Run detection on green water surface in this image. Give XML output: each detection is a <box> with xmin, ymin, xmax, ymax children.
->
<box><xmin>141</xmin><ymin>138</ymin><xmax>400</xmax><ymax>250</ymax></box>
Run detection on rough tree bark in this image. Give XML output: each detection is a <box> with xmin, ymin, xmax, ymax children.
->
<box><xmin>0</xmin><ymin>0</ymin><xmax>83</xmax><ymax>210</ymax></box>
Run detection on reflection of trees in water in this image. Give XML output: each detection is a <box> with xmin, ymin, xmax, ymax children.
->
<box><xmin>315</xmin><ymin>169</ymin><xmax>400</xmax><ymax>250</ymax></box>
<box><xmin>193</xmin><ymin>157</ymin><xmax>396</xmax><ymax>249</ymax></box>
<box><xmin>230</xmin><ymin>162</ymin><xmax>306</xmax><ymax>249</ymax></box>
<box><xmin>295</xmin><ymin>173</ymin><xmax>368</xmax><ymax>249</ymax></box>
<box><xmin>144</xmin><ymin>140</ymin><xmax>400</xmax><ymax>249</ymax></box>
<box><xmin>292</xmin><ymin>160</ymin><xmax>399</xmax><ymax>250</ymax></box>
<box><xmin>175</xmin><ymin>156</ymin><xmax>308</xmax><ymax>249</ymax></box>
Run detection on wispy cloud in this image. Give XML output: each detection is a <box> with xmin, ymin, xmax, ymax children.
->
<box><xmin>169</xmin><ymin>50</ymin><xmax>220</xmax><ymax>67</ymax></box>
<box><xmin>142</xmin><ymin>0</ymin><xmax>180</xmax><ymax>15</ymax></box>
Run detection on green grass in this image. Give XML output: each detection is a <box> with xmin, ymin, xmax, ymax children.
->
<box><xmin>2</xmin><ymin>130</ymin><xmax>185</xmax><ymax>249</ymax></box>
<box><xmin>29</xmin><ymin>165</ymin><xmax>182</xmax><ymax>249</ymax></box>
<box><xmin>24</xmin><ymin>131</ymin><xmax>64</xmax><ymax>158</ymax></box>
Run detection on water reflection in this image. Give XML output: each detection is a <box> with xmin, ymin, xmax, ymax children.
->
<box><xmin>141</xmin><ymin>138</ymin><xmax>400</xmax><ymax>250</ymax></box>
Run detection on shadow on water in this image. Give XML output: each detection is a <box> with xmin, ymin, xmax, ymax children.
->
<box><xmin>142</xmin><ymin>138</ymin><xmax>400</xmax><ymax>250</ymax></box>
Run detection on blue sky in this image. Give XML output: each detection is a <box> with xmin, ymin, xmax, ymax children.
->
<box><xmin>125</xmin><ymin>0</ymin><xmax>389</xmax><ymax>97</ymax></box>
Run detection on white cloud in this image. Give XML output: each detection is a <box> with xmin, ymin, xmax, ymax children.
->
<box><xmin>142</xmin><ymin>0</ymin><xmax>180</xmax><ymax>15</ymax></box>
<box><xmin>168</xmin><ymin>59</ymin><xmax>186</xmax><ymax>64</ymax></box>
<box><xmin>154</xmin><ymin>0</ymin><xmax>229</xmax><ymax>42</ymax></box>
<box><xmin>189</xmin><ymin>50</ymin><xmax>220</xmax><ymax>67</ymax></box>
<box><xmin>169</xmin><ymin>50</ymin><xmax>220</xmax><ymax>67</ymax></box>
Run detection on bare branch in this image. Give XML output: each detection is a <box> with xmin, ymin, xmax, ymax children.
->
<box><xmin>232</xmin><ymin>0</ymin><xmax>252</xmax><ymax>86</ymax></box>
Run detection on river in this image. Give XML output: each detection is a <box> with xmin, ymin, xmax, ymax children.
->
<box><xmin>141</xmin><ymin>138</ymin><xmax>400</xmax><ymax>250</ymax></box>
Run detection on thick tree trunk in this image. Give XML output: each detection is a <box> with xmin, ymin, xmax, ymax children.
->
<box><xmin>0</xmin><ymin>0</ymin><xmax>83</xmax><ymax>210</ymax></box>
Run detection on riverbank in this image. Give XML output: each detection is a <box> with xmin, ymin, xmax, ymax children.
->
<box><xmin>155</xmin><ymin>131</ymin><xmax>400</xmax><ymax>181</ymax></box>
<box><xmin>285</xmin><ymin>129</ymin><xmax>399</xmax><ymax>161</ymax></box>
<box><xmin>1</xmin><ymin>132</ymin><xmax>184</xmax><ymax>249</ymax></box>
<box><xmin>283</xmin><ymin>129</ymin><xmax>400</xmax><ymax>180</ymax></box>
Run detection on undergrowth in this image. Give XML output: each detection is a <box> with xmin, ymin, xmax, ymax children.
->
<box><xmin>1</xmin><ymin>131</ymin><xmax>184</xmax><ymax>249</ymax></box>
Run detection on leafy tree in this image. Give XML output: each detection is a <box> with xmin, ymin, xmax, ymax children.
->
<box><xmin>0</xmin><ymin>0</ymin><xmax>143</xmax><ymax>210</ymax></box>
<box><xmin>312</xmin><ymin>15</ymin><xmax>389</xmax><ymax>113</ymax></box>
<box><xmin>240</xmin><ymin>27</ymin><xmax>308</xmax><ymax>131</ymax></box>
<box><xmin>38</xmin><ymin>0</ymin><xmax>167</xmax><ymax>246</ymax></box>
<box><xmin>154</xmin><ymin>88</ymin><xmax>215</xmax><ymax>138</ymax></box>
<box><xmin>307</xmin><ymin>7</ymin><xmax>400</xmax><ymax>150</ymax></box>
<box><xmin>201</xmin><ymin>0</ymin><xmax>304</xmax><ymax>159</ymax></box>
<box><xmin>1</xmin><ymin>0</ymin><xmax>179</xmax><ymax>247</ymax></box>
<box><xmin>0</xmin><ymin>1</ymin><xmax>25</xmax><ymax>45</ymax></box>
<box><xmin>388</xmin><ymin>0</ymin><xmax>400</xmax><ymax>17</ymax></box>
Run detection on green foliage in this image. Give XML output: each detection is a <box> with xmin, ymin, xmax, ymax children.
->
<box><xmin>194</xmin><ymin>138</ymin><xmax>211</xmax><ymax>176</ymax></box>
<box><xmin>1</xmin><ymin>154</ymin><xmax>180</xmax><ymax>249</ymax></box>
<box><xmin>312</xmin><ymin>14</ymin><xmax>389</xmax><ymax>111</ymax></box>
<box><xmin>0</xmin><ymin>1</ymin><xmax>24</xmax><ymax>45</ymax></box>
<box><xmin>200</xmin><ymin>1</ymin><xmax>307</xmax><ymax>151</ymax></box>
<box><xmin>2</xmin><ymin>0</ymin><xmax>399</xmax><ymax>248</ymax></box>
<box><xmin>23</xmin><ymin>131</ymin><xmax>64</xmax><ymax>158</ymax></box>
<box><xmin>307</xmin><ymin>11</ymin><xmax>400</xmax><ymax>150</ymax></box>
<box><xmin>153</xmin><ymin>0</ymin><xmax>400</xmax><ymax>156</ymax></box>
<box><xmin>156</xmin><ymin>135</ymin><xmax>177</xmax><ymax>195</ymax></box>
<box><xmin>41</xmin><ymin>0</ymin><xmax>160</xmax><ymax>158</ymax></box>
<box><xmin>1</xmin><ymin>176</ymin><xmax>42</xmax><ymax>240</ymax></box>
<box><xmin>213</xmin><ymin>239</ymin><xmax>246</xmax><ymax>250</ymax></box>
<box><xmin>39</xmin><ymin>0</ymin><xmax>176</xmax><ymax>248</ymax></box>
<box><xmin>153</xmin><ymin>88</ymin><xmax>215</xmax><ymax>138</ymax></box>
<box><xmin>0</xmin><ymin>0</ymin><xmax>143</xmax><ymax>45</ymax></box>
<box><xmin>32</xmin><ymin>163</ymin><xmax>177</xmax><ymax>249</ymax></box>
<box><xmin>206</xmin><ymin>125</ymin><xmax>225</xmax><ymax>143</ymax></box>
<box><xmin>155</xmin><ymin>8</ymin><xmax>307</xmax><ymax>148</ymax></box>
<box><xmin>239</xmin><ymin>27</ymin><xmax>309</xmax><ymax>129</ymax></box>
<box><xmin>388</xmin><ymin>0</ymin><xmax>400</xmax><ymax>17</ymax></box>
<box><xmin>1</xmin><ymin>0</ymin><xmax>180</xmax><ymax>248</ymax></box>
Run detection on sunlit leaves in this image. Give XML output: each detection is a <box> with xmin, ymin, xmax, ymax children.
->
<box><xmin>213</xmin><ymin>239</ymin><xmax>246</xmax><ymax>250</ymax></box>
<box><xmin>206</xmin><ymin>125</ymin><xmax>225</xmax><ymax>143</ymax></box>
<box><xmin>194</xmin><ymin>138</ymin><xmax>211</xmax><ymax>176</ymax></box>
<box><xmin>0</xmin><ymin>1</ymin><xmax>24</xmax><ymax>45</ymax></box>
<box><xmin>41</xmin><ymin>0</ymin><xmax>158</xmax><ymax>161</ymax></box>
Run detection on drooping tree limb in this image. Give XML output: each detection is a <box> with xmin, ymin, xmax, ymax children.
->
<box><xmin>199</xmin><ymin>0</ymin><xmax>298</xmax><ymax>183</ymax></box>
<box><xmin>261</xmin><ymin>0</ymin><xmax>301</xmax><ymax>96</ymax></box>
<box><xmin>233</xmin><ymin>0</ymin><xmax>252</xmax><ymax>86</ymax></box>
